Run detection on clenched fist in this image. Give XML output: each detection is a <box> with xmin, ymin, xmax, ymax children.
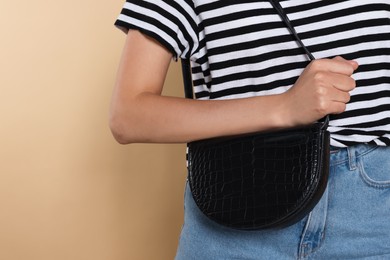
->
<box><xmin>282</xmin><ymin>56</ymin><xmax>359</xmax><ymax>127</ymax></box>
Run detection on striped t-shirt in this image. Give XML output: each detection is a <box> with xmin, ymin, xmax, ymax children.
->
<box><xmin>115</xmin><ymin>0</ymin><xmax>390</xmax><ymax>147</ymax></box>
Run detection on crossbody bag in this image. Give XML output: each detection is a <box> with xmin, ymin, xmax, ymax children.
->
<box><xmin>181</xmin><ymin>0</ymin><xmax>330</xmax><ymax>230</ymax></box>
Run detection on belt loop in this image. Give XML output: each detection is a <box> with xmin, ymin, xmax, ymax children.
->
<box><xmin>347</xmin><ymin>146</ymin><xmax>357</xmax><ymax>171</ymax></box>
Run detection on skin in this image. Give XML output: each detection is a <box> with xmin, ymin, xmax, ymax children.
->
<box><xmin>109</xmin><ymin>30</ymin><xmax>358</xmax><ymax>144</ymax></box>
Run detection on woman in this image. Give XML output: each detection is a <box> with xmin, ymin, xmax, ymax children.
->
<box><xmin>110</xmin><ymin>0</ymin><xmax>390</xmax><ymax>259</ymax></box>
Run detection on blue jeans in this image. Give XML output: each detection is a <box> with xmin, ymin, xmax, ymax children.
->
<box><xmin>176</xmin><ymin>144</ymin><xmax>390</xmax><ymax>259</ymax></box>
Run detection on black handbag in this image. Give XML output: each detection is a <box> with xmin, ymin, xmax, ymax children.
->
<box><xmin>181</xmin><ymin>0</ymin><xmax>330</xmax><ymax>230</ymax></box>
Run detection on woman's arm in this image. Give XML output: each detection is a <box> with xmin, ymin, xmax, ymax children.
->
<box><xmin>109</xmin><ymin>30</ymin><xmax>358</xmax><ymax>144</ymax></box>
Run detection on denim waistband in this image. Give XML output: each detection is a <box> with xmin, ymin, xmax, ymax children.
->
<box><xmin>329</xmin><ymin>144</ymin><xmax>380</xmax><ymax>168</ymax></box>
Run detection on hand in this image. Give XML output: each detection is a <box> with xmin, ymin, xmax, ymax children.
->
<box><xmin>282</xmin><ymin>56</ymin><xmax>358</xmax><ymax>127</ymax></box>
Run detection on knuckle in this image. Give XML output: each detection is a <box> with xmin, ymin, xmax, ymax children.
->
<box><xmin>313</xmin><ymin>71</ymin><xmax>327</xmax><ymax>82</ymax></box>
<box><xmin>315</xmin><ymin>100</ymin><xmax>328</xmax><ymax>115</ymax></box>
<box><xmin>310</xmin><ymin>60</ymin><xmax>322</xmax><ymax>70</ymax></box>
<box><xmin>339</xmin><ymin>103</ymin><xmax>347</xmax><ymax>113</ymax></box>
<box><xmin>344</xmin><ymin>77</ymin><xmax>356</xmax><ymax>89</ymax></box>
<box><xmin>345</xmin><ymin>92</ymin><xmax>351</xmax><ymax>102</ymax></box>
<box><xmin>334</xmin><ymin>103</ymin><xmax>346</xmax><ymax>114</ymax></box>
<box><xmin>315</xmin><ymin>86</ymin><xmax>327</xmax><ymax>97</ymax></box>
<box><xmin>350</xmin><ymin>78</ymin><xmax>357</xmax><ymax>89</ymax></box>
<box><xmin>343</xmin><ymin>66</ymin><xmax>354</xmax><ymax>76</ymax></box>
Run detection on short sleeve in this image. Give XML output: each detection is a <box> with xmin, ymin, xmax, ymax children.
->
<box><xmin>115</xmin><ymin>0</ymin><xmax>200</xmax><ymax>59</ymax></box>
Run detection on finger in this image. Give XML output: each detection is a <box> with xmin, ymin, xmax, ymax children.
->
<box><xmin>329</xmin><ymin>73</ymin><xmax>356</xmax><ymax>92</ymax></box>
<box><xmin>329</xmin><ymin>88</ymin><xmax>351</xmax><ymax>103</ymax></box>
<box><xmin>328</xmin><ymin>101</ymin><xmax>347</xmax><ymax>115</ymax></box>
<box><xmin>333</xmin><ymin>56</ymin><xmax>359</xmax><ymax>71</ymax></box>
<box><xmin>310</xmin><ymin>58</ymin><xmax>357</xmax><ymax>76</ymax></box>
<box><xmin>328</xmin><ymin>58</ymin><xmax>357</xmax><ymax>76</ymax></box>
<box><xmin>315</xmin><ymin>71</ymin><xmax>356</xmax><ymax>92</ymax></box>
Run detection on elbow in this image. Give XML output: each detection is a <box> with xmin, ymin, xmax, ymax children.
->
<box><xmin>109</xmin><ymin>113</ymin><xmax>134</xmax><ymax>145</ymax></box>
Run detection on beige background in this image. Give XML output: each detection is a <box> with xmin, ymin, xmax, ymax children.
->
<box><xmin>0</xmin><ymin>1</ymin><xmax>187</xmax><ymax>259</ymax></box>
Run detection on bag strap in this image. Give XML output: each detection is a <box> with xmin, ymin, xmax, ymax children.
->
<box><xmin>269</xmin><ymin>0</ymin><xmax>329</xmax><ymax>127</ymax></box>
<box><xmin>268</xmin><ymin>0</ymin><xmax>315</xmax><ymax>61</ymax></box>
<box><xmin>181</xmin><ymin>58</ymin><xmax>193</xmax><ymax>99</ymax></box>
<box><xmin>181</xmin><ymin>0</ymin><xmax>329</xmax><ymax>125</ymax></box>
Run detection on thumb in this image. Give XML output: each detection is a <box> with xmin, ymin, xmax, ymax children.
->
<box><xmin>333</xmin><ymin>56</ymin><xmax>359</xmax><ymax>71</ymax></box>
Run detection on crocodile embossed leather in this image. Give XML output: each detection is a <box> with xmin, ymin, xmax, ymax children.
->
<box><xmin>187</xmin><ymin>123</ymin><xmax>330</xmax><ymax>230</ymax></box>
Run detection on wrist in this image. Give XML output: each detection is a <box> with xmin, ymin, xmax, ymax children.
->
<box><xmin>271</xmin><ymin>93</ymin><xmax>296</xmax><ymax>129</ymax></box>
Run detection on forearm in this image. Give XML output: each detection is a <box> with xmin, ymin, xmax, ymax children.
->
<box><xmin>110</xmin><ymin>30</ymin><xmax>293</xmax><ymax>144</ymax></box>
<box><xmin>109</xmin><ymin>30</ymin><xmax>357</xmax><ymax>144</ymax></box>
<box><xmin>109</xmin><ymin>92</ymin><xmax>290</xmax><ymax>144</ymax></box>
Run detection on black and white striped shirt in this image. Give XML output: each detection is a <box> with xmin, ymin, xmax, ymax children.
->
<box><xmin>115</xmin><ymin>0</ymin><xmax>390</xmax><ymax>147</ymax></box>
